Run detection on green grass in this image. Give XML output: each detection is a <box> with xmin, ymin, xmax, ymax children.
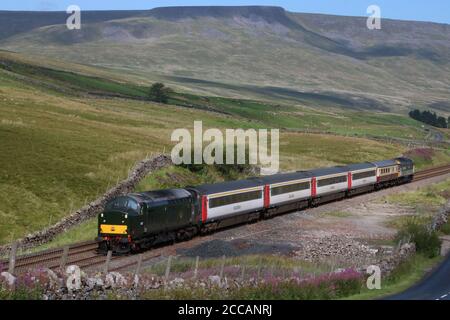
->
<box><xmin>144</xmin><ymin>254</ymin><xmax>329</xmax><ymax>277</ymax></box>
<box><xmin>0</xmin><ymin>56</ymin><xmax>149</xmax><ymax>98</ymax></box>
<box><xmin>405</xmin><ymin>148</ymin><xmax>450</xmax><ymax>170</ymax></box>
<box><xmin>385</xmin><ymin>215</ymin><xmax>434</xmax><ymax>230</ymax></box>
<box><xmin>381</xmin><ymin>178</ymin><xmax>450</xmax><ymax>231</ymax></box>
<box><xmin>343</xmin><ymin>254</ymin><xmax>442</xmax><ymax>300</ymax></box>
<box><xmin>279</xmin><ymin>132</ymin><xmax>403</xmax><ymax>170</ymax></box>
<box><xmin>383</xmin><ymin>178</ymin><xmax>450</xmax><ymax>209</ymax></box>
<box><xmin>11</xmin><ymin>218</ymin><xmax>98</xmax><ymax>257</ymax></box>
<box><xmin>171</xmin><ymin>93</ymin><xmax>432</xmax><ymax>141</ymax></box>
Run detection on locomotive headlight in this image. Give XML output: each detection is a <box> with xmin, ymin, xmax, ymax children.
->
<box><xmin>125</xmin><ymin>214</ymin><xmax>128</xmax><ymax>219</ymax></box>
<box><xmin>100</xmin><ymin>213</ymin><xmax>104</xmax><ymax>218</ymax></box>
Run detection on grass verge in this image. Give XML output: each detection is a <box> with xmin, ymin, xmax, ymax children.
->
<box><xmin>343</xmin><ymin>254</ymin><xmax>442</xmax><ymax>300</ymax></box>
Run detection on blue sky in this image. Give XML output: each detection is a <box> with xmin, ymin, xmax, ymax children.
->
<box><xmin>1</xmin><ymin>0</ymin><xmax>449</xmax><ymax>24</ymax></box>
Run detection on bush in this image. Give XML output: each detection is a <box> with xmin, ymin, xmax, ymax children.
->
<box><xmin>440</xmin><ymin>221</ymin><xmax>450</xmax><ymax>235</ymax></box>
<box><xmin>395</xmin><ymin>222</ymin><xmax>441</xmax><ymax>258</ymax></box>
<box><xmin>148</xmin><ymin>82</ymin><xmax>172</xmax><ymax>103</ymax></box>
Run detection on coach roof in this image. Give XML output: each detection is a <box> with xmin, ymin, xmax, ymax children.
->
<box><xmin>260</xmin><ymin>171</ymin><xmax>312</xmax><ymax>184</ymax></box>
<box><xmin>307</xmin><ymin>166</ymin><xmax>348</xmax><ymax>177</ymax></box>
<box><xmin>343</xmin><ymin>162</ymin><xmax>376</xmax><ymax>171</ymax></box>
<box><xmin>193</xmin><ymin>178</ymin><xmax>264</xmax><ymax>195</ymax></box>
<box><xmin>395</xmin><ymin>157</ymin><xmax>413</xmax><ymax>164</ymax></box>
<box><xmin>129</xmin><ymin>189</ymin><xmax>192</xmax><ymax>203</ymax></box>
<box><xmin>372</xmin><ymin>159</ymin><xmax>398</xmax><ymax>168</ymax></box>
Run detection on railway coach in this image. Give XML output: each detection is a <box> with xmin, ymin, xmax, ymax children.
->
<box><xmin>97</xmin><ymin>157</ymin><xmax>415</xmax><ymax>253</ymax></box>
<box><xmin>345</xmin><ymin>162</ymin><xmax>377</xmax><ymax>196</ymax></box>
<box><xmin>190</xmin><ymin>179</ymin><xmax>265</xmax><ymax>233</ymax></box>
<box><xmin>260</xmin><ymin>171</ymin><xmax>312</xmax><ymax>218</ymax></box>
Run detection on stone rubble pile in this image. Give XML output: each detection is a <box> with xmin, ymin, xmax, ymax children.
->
<box><xmin>0</xmin><ymin>154</ymin><xmax>172</xmax><ymax>256</ymax></box>
<box><xmin>293</xmin><ymin>234</ymin><xmax>417</xmax><ymax>277</ymax></box>
<box><xmin>294</xmin><ymin>235</ymin><xmax>378</xmax><ymax>263</ymax></box>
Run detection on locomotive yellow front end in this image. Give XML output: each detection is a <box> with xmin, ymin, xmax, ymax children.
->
<box><xmin>97</xmin><ymin>196</ymin><xmax>142</xmax><ymax>254</ymax></box>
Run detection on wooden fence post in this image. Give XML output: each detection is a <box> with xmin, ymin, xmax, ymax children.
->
<box><xmin>219</xmin><ymin>255</ymin><xmax>225</xmax><ymax>279</ymax></box>
<box><xmin>8</xmin><ymin>242</ymin><xmax>18</xmax><ymax>275</ymax></box>
<box><xmin>59</xmin><ymin>246</ymin><xmax>69</xmax><ymax>272</ymax></box>
<box><xmin>193</xmin><ymin>256</ymin><xmax>199</xmax><ymax>280</ymax></box>
<box><xmin>396</xmin><ymin>239</ymin><xmax>403</xmax><ymax>253</ymax></box>
<box><xmin>165</xmin><ymin>255</ymin><xmax>172</xmax><ymax>282</ymax></box>
<box><xmin>103</xmin><ymin>250</ymin><xmax>112</xmax><ymax>274</ymax></box>
<box><xmin>256</xmin><ymin>260</ymin><xmax>262</xmax><ymax>281</ymax></box>
<box><xmin>164</xmin><ymin>256</ymin><xmax>173</xmax><ymax>290</ymax></box>
<box><xmin>135</xmin><ymin>254</ymin><xmax>143</xmax><ymax>277</ymax></box>
<box><xmin>240</xmin><ymin>264</ymin><xmax>246</xmax><ymax>281</ymax></box>
<box><xmin>330</xmin><ymin>257</ymin><xmax>336</xmax><ymax>275</ymax></box>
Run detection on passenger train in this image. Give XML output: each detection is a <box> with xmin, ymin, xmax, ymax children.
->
<box><xmin>97</xmin><ymin>157</ymin><xmax>414</xmax><ymax>253</ymax></box>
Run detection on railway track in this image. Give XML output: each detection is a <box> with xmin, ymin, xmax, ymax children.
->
<box><xmin>0</xmin><ymin>241</ymin><xmax>106</xmax><ymax>274</ymax></box>
<box><xmin>2</xmin><ymin>164</ymin><xmax>449</xmax><ymax>275</ymax></box>
<box><xmin>413</xmin><ymin>164</ymin><xmax>450</xmax><ymax>182</ymax></box>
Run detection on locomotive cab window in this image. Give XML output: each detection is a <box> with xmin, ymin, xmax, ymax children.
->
<box><xmin>105</xmin><ymin>197</ymin><xmax>139</xmax><ymax>214</ymax></box>
<box><xmin>128</xmin><ymin>199</ymin><xmax>138</xmax><ymax>211</ymax></box>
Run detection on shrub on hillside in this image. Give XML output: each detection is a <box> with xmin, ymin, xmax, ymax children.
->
<box><xmin>148</xmin><ymin>82</ymin><xmax>172</xmax><ymax>103</ymax></box>
<box><xmin>395</xmin><ymin>222</ymin><xmax>441</xmax><ymax>258</ymax></box>
<box><xmin>440</xmin><ymin>221</ymin><xmax>450</xmax><ymax>236</ymax></box>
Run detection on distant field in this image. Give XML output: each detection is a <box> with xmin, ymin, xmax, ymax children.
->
<box><xmin>0</xmin><ymin>51</ymin><xmax>448</xmax><ymax>245</ymax></box>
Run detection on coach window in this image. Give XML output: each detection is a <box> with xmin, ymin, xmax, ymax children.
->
<box><xmin>353</xmin><ymin>170</ymin><xmax>376</xmax><ymax>180</ymax></box>
<box><xmin>271</xmin><ymin>182</ymin><xmax>310</xmax><ymax>196</ymax></box>
<box><xmin>317</xmin><ymin>175</ymin><xmax>347</xmax><ymax>187</ymax></box>
<box><xmin>209</xmin><ymin>190</ymin><xmax>262</xmax><ymax>209</ymax></box>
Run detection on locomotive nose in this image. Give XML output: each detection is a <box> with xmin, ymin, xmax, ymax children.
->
<box><xmin>97</xmin><ymin>195</ymin><xmax>142</xmax><ymax>254</ymax></box>
<box><xmin>99</xmin><ymin>211</ymin><xmax>129</xmax><ymax>235</ymax></box>
<box><xmin>97</xmin><ymin>210</ymin><xmax>133</xmax><ymax>254</ymax></box>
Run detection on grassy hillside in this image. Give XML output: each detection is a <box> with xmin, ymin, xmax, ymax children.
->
<box><xmin>1</xmin><ymin>6</ymin><xmax>449</xmax><ymax>113</ymax></box>
<box><xmin>1</xmin><ymin>50</ymin><xmax>437</xmax><ymax>245</ymax></box>
<box><xmin>0</xmin><ymin>50</ymin><xmax>438</xmax><ymax>141</ymax></box>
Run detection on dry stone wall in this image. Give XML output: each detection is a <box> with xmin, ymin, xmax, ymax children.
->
<box><xmin>429</xmin><ymin>199</ymin><xmax>450</xmax><ymax>232</ymax></box>
<box><xmin>0</xmin><ymin>154</ymin><xmax>172</xmax><ymax>255</ymax></box>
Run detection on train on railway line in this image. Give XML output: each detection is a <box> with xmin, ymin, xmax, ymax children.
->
<box><xmin>96</xmin><ymin>157</ymin><xmax>414</xmax><ymax>253</ymax></box>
